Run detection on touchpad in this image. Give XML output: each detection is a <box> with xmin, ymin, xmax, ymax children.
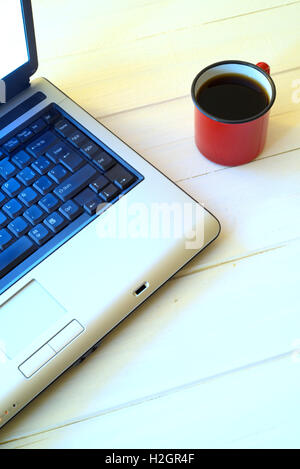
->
<box><xmin>0</xmin><ymin>281</ymin><xmax>67</xmax><ymax>359</ymax></box>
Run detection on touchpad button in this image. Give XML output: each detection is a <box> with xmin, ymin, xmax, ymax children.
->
<box><xmin>48</xmin><ymin>320</ymin><xmax>84</xmax><ymax>353</ymax></box>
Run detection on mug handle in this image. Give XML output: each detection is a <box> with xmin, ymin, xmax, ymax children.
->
<box><xmin>256</xmin><ymin>62</ymin><xmax>270</xmax><ymax>75</ymax></box>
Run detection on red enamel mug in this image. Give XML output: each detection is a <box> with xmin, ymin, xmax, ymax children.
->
<box><xmin>191</xmin><ymin>60</ymin><xmax>276</xmax><ymax>166</ymax></box>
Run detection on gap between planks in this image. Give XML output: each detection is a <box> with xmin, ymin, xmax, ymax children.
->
<box><xmin>202</xmin><ymin>0</ymin><xmax>300</xmax><ymax>25</ymax></box>
<box><xmin>0</xmin><ymin>349</ymin><xmax>294</xmax><ymax>447</ymax></box>
<box><xmin>173</xmin><ymin>243</ymin><xmax>287</xmax><ymax>280</ymax></box>
<box><xmin>134</xmin><ymin>1</ymin><xmax>300</xmax><ymax>43</ymax></box>
<box><xmin>175</xmin><ymin>145</ymin><xmax>300</xmax><ymax>183</ymax></box>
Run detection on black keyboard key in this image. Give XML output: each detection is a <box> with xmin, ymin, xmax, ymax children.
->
<box><xmin>105</xmin><ymin>164</ymin><xmax>136</xmax><ymax>190</ymax></box>
<box><xmin>30</xmin><ymin>119</ymin><xmax>47</xmax><ymax>134</ymax></box>
<box><xmin>0</xmin><ymin>236</ymin><xmax>36</xmax><ymax>278</ymax></box>
<box><xmin>89</xmin><ymin>175</ymin><xmax>109</xmax><ymax>193</ymax></box>
<box><xmin>54</xmin><ymin>164</ymin><xmax>97</xmax><ymax>202</ymax></box>
<box><xmin>0</xmin><ymin>229</ymin><xmax>13</xmax><ymax>250</ymax></box>
<box><xmin>93</xmin><ymin>152</ymin><xmax>115</xmax><ymax>171</ymax></box>
<box><xmin>48</xmin><ymin>164</ymin><xmax>69</xmax><ymax>184</ymax></box>
<box><xmin>68</xmin><ymin>130</ymin><xmax>87</xmax><ymax>149</ymax></box>
<box><xmin>44</xmin><ymin>212</ymin><xmax>67</xmax><ymax>234</ymax></box>
<box><xmin>46</xmin><ymin>142</ymin><xmax>71</xmax><ymax>164</ymax></box>
<box><xmin>0</xmin><ymin>159</ymin><xmax>17</xmax><ymax>180</ymax></box>
<box><xmin>17</xmin><ymin>167</ymin><xmax>37</xmax><ymax>186</ymax></box>
<box><xmin>7</xmin><ymin>217</ymin><xmax>29</xmax><ymax>238</ymax></box>
<box><xmin>2</xmin><ymin>178</ymin><xmax>22</xmax><ymax>198</ymax></box>
<box><xmin>12</xmin><ymin>150</ymin><xmax>32</xmax><ymax>169</ymax></box>
<box><xmin>18</xmin><ymin>187</ymin><xmax>39</xmax><ymax>207</ymax></box>
<box><xmin>24</xmin><ymin>205</ymin><xmax>45</xmax><ymax>225</ymax></box>
<box><xmin>60</xmin><ymin>151</ymin><xmax>84</xmax><ymax>173</ymax></box>
<box><xmin>3</xmin><ymin>137</ymin><xmax>20</xmax><ymax>154</ymax></box>
<box><xmin>17</xmin><ymin>128</ymin><xmax>34</xmax><ymax>143</ymax></box>
<box><xmin>2</xmin><ymin>199</ymin><xmax>23</xmax><ymax>218</ymax></box>
<box><xmin>84</xmin><ymin>197</ymin><xmax>102</xmax><ymax>216</ymax></box>
<box><xmin>42</xmin><ymin>108</ymin><xmax>60</xmax><ymax>125</ymax></box>
<box><xmin>31</xmin><ymin>156</ymin><xmax>52</xmax><ymax>175</ymax></box>
<box><xmin>99</xmin><ymin>184</ymin><xmax>120</xmax><ymax>202</ymax></box>
<box><xmin>26</xmin><ymin>131</ymin><xmax>59</xmax><ymax>158</ymax></box>
<box><xmin>29</xmin><ymin>224</ymin><xmax>52</xmax><ymax>246</ymax></box>
<box><xmin>55</xmin><ymin>119</ymin><xmax>76</xmax><ymax>138</ymax></box>
<box><xmin>59</xmin><ymin>200</ymin><xmax>82</xmax><ymax>221</ymax></box>
<box><xmin>80</xmin><ymin>141</ymin><xmax>99</xmax><ymax>159</ymax></box>
<box><xmin>33</xmin><ymin>175</ymin><xmax>55</xmax><ymax>196</ymax></box>
<box><xmin>39</xmin><ymin>193</ymin><xmax>60</xmax><ymax>213</ymax></box>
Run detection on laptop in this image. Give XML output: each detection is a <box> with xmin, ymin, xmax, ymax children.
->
<box><xmin>0</xmin><ymin>0</ymin><xmax>220</xmax><ymax>428</ymax></box>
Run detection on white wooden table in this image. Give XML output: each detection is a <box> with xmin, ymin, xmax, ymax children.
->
<box><xmin>1</xmin><ymin>0</ymin><xmax>300</xmax><ymax>449</ymax></box>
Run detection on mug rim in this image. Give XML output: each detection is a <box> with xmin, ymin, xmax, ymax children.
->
<box><xmin>191</xmin><ymin>60</ymin><xmax>276</xmax><ymax>125</ymax></box>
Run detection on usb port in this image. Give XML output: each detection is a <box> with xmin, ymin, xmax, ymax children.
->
<box><xmin>134</xmin><ymin>282</ymin><xmax>149</xmax><ymax>296</ymax></box>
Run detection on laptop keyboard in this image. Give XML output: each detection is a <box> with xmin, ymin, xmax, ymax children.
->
<box><xmin>0</xmin><ymin>104</ymin><xmax>143</xmax><ymax>294</ymax></box>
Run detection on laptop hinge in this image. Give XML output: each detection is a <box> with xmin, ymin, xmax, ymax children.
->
<box><xmin>1</xmin><ymin>77</ymin><xmax>31</xmax><ymax>104</ymax></box>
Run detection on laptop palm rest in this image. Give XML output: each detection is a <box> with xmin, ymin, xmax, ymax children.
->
<box><xmin>0</xmin><ymin>280</ymin><xmax>67</xmax><ymax>360</ymax></box>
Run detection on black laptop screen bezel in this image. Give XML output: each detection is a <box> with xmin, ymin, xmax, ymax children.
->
<box><xmin>2</xmin><ymin>0</ymin><xmax>38</xmax><ymax>101</ymax></box>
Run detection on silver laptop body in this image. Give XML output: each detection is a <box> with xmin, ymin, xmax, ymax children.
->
<box><xmin>0</xmin><ymin>0</ymin><xmax>220</xmax><ymax>428</ymax></box>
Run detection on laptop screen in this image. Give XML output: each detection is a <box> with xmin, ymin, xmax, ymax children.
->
<box><xmin>0</xmin><ymin>0</ymin><xmax>29</xmax><ymax>80</ymax></box>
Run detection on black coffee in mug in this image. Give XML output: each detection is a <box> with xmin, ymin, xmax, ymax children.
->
<box><xmin>196</xmin><ymin>73</ymin><xmax>270</xmax><ymax>121</ymax></box>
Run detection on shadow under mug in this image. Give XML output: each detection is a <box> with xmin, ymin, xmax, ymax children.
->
<box><xmin>191</xmin><ymin>60</ymin><xmax>276</xmax><ymax>166</ymax></box>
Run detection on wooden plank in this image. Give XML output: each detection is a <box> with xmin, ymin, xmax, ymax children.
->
<box><xmin>1</xmin><ymin>239</ymin><xmax>300</xmax><ymax>443</ymax></box>
<box><xmin>2</xmin><ymin>353</ymin><xmax>300</xmax><ymax>448</ymax></box>
<box><xmin>32</xmin><ymin>1</ymin><xmax>300</xmax><ymax>115</ymax></box>
<box><xmin>32</xmin><ymin>0</ymin><xmax>298</xmax><ymax>60</ymax></box>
